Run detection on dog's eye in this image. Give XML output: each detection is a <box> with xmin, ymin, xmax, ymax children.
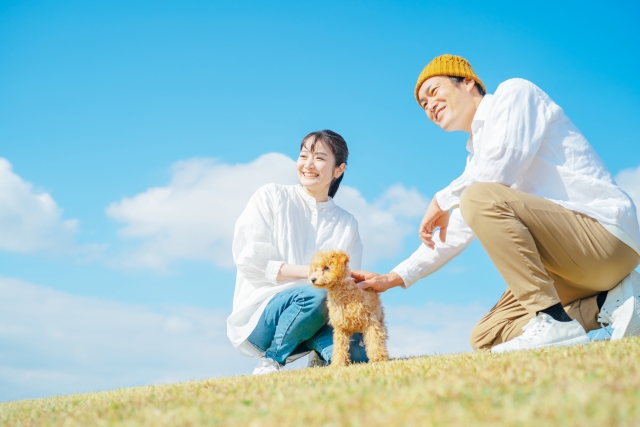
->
<box><xmin>323</xmin><ymin>266</ymin><xmax>329</xmax><ymax>271</ymax></box>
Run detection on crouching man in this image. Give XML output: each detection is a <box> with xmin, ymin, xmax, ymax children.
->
<box><xmin>355</xmin><ymin>54</ymin><xmax>640</xmax><ymax>353</ymax></box>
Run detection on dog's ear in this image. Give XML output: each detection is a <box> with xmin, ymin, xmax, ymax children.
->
<box><xmin>338</xmin><ymin>251</ymin><xmax>350</xmax><ymax>266</ymax></box>
<box><xmin>331</xmin><ymin>251</ymin><xmax>350</xmax><ymax>278</ymax></box>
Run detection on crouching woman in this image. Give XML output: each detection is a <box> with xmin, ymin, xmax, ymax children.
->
<box><xmin>227</xmin><ymin>130</ymin><xmax>367</xmax><ymax>374</ymax></box>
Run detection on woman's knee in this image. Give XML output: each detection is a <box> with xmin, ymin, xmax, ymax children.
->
<box><xmin>306</xmin><ymin>286</ymin><xmax>328</xmax><ymax>307</ymax></box>
<box><xmin>295</xmin><ymin>286</ymin><xmax>328</xmax><ymax>319</ymax></box>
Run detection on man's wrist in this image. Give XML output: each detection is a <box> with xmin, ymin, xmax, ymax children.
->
<box><xmin>386</xmin><ymin>272</ymin><xmax>404</xmax><ymax>289</ymax></box>
<box><xmin>435</xmin><ymin>190</ymin><xmax>453</xmax><ymax>212</ymax></box>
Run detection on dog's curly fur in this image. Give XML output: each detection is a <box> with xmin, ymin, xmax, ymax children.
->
<box><xmin>308</xmin><ymin>250</ymin><xmax>389</xmax><ymax>366</ymax></box>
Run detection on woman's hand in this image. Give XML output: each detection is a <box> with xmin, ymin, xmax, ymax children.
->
<box><xmin>353</xmin><ymin>270</ymin><xmax>404</xmax><ymax>293</ymax></box>
<box><xmin>419</xmin><ymin>197</ymin><xmax>450</xmax><ymax>249</ymax></box>
<box><xmin>277</xmin><ymin>264</ymin><xmax>310</xmax><ymax>282</ymax></box>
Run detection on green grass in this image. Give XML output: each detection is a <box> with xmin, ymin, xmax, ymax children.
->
<box><xmin>2</xmin><ymin>338</ymin><xmax>639</xmax><ymax>426</ymax></box>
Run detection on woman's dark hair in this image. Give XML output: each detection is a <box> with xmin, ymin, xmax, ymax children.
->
<box><xmin>448</xmin><ymin>76</ymin><xmax>486</xmax><ymax>96</ymax></box>
<box><xmin>299</xmin><ymin>130</ymin><xmax>349</xmax><ymax>198</ymax></box>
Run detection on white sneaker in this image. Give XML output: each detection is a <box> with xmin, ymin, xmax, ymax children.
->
<box><xmin>252</xmin><ymin>357</ymin><xmax>282</xmax><ymax>375</ymax></box>
<box><xmin>598</xmin><ymin>271</ymin><xmax>640</xmax><ymax>341</ymax></box>
<box><xmin>307</xmin><ymin>351</ymin><xmax>328</xmax><ymax>368</ymax></box>
<box><xmin>608</xmin><ymin>296</ymin><xmax>640</xmax><ymax>341</ymax></box>
<box><xmin>491</xmin><ymin>313</ymin><xmax>590</xmax><ymax>354</ymax></box>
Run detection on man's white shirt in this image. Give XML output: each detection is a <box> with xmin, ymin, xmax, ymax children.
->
<box><xmin>393</xmin><ymin>78</ymin><xmax>640</xmax><ymax>288</ymax></box>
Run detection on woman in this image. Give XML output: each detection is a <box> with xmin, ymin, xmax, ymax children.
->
<box><xmin>227</xmin><ymin>130</ymin><xmax>367</xmax><ymax>374</ymax></box>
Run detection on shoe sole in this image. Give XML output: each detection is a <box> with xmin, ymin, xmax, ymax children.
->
<box><xmin>252</xmin><ymin>368</ymin><xmax>280</xmax><ymax>375</ymax></box>
<box><xmin>492</xmin><ymin>335</ymin><xmax>590</xmax><ymax>354</ymax></box>
<box><xmin>532</xmin><ymin>334</ymin><xmax>591</xmax><ymax>350</ymax></box>
<box><xmin>611</xmin><ymin>297</ymin><xmax>640</xmax><ymax>341</ymax></box>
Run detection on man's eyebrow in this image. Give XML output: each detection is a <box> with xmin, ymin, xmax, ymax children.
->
<box><xmin>425</xmin><ymin>83</ymin><xmax>437</xmax><ymax>96</ymax></box>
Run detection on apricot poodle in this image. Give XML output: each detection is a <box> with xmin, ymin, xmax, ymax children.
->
<box><xmin>308</xmin><ymin>250</ymin><xmax>389</xmax><ymax>366</ymax></box>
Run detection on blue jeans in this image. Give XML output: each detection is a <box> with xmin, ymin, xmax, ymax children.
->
<box><xmin>247</xmin><ymin>285</ymin><xmax>369</xmax><ymax>365</ymax></box>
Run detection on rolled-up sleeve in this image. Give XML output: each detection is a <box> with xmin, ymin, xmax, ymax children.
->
<box><xmin>232</xmin><ymin>185</ymin><xmax>285</xmax><ymax>286</ymax></box>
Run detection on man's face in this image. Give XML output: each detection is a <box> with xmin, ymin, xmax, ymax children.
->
<box><xmin>417</xmin><ymin>76</ymin><xmax>477</xmax><ymax>132</ymax></box>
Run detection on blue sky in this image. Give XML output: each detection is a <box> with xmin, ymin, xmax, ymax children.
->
<box><xmin>1</xmin><ymin>0</ymin><xmax>639</xmax><ymax>401</ymax></box>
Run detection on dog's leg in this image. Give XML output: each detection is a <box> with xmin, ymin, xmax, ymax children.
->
<box><xmin>331</xmin><ymin>327</ymin><xmax>351</xmax><ymax>367</ymax></box>
<box><xmin>363</xmin><ymin>320</ymin><xmax>389</xmax><ymax>363</ymax></box>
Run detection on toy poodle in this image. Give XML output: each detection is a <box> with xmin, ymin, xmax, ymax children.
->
<box><xmin>308</xmin><ymin>250</ymin><xmax>389</xmax><ymax>366</ymax></box>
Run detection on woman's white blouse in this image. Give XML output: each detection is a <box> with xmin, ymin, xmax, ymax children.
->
<box><xmin>227</xmin><ymin>183</ymin><xmax>363</xmax><ymax>356</ymax></box>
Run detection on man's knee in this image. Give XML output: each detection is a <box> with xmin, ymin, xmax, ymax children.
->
<box><xmin>459</xmin><ymin>182</ymin><xmax>505</xmax><ymax>227</ymax></box>
<box><xmin>469</xmin><ymin>322</ymin><xmax>488</xmax><ymax>352</ymax></box>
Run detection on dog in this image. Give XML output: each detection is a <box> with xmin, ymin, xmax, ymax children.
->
<box><xmin>308</xmin><ymin>250</ymin><xmax>389</xmax><ymax>366</ymax></box>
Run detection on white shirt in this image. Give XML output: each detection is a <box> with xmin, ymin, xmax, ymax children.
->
<box><xmin>227</xmin><ymin>183</ymin><xmax>363</xmax><ymax>356</ymax></box>
<box><xmin>393</xmin><ymin>78</ymin><xmax>640</xmax><ymax>288</ymax></box>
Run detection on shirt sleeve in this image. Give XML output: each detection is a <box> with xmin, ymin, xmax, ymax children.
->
<box><xmin>436</xmin><ymin>79</ymin><xmax>555</xmax><ymax>211</ymax></box>
<box><xmin>392</xmin><ymin>209</ymin><xmax>476</xmax><ymax>288</ymax></box>
<box><xmin>232</xmin><ymin>185</ymin><xmax>285</xmax><ymax>286</ymax></box>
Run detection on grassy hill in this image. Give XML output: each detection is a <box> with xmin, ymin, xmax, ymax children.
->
<box><xmin>2</xmin><ymin>337</ymin><xmax>639</xmax><ymax>427</ymax></box>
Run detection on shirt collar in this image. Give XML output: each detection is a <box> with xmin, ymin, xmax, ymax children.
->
<box><xmin>465</xmin><ymin>135</ymin><xmax>474</xmax><ymax>153</ymax></box>
<box><xmin>467</xmin><ymin>94</ymin><xmax>493</xmax><ymax>153</ymax></box>
<box><xmin>473</xmin><ymin>94</ymin><xmax>492</xmax><ymax>123</ymax></box>
<box><xmin>295</xmin><ymin>184</ymin><xmax>335</xmax><ymax>210</ymax></box>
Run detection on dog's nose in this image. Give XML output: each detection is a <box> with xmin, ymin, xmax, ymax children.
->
<box><xmin>311</xmin><ymin>278</ymin><xmax>316</xmax><ymax>284</ymax></box>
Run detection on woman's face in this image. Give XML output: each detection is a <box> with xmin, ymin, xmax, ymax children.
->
<box><xmin>297</xmin><ymin>139</ymin><xmax>344</xmax><ymax>196</ymax></box>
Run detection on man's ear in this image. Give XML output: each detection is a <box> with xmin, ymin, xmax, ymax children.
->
<box><xmin>464</xmin><ymin>78</ymin><xmax>476</xmax><ymax>93</ymax></box>
<box><xmin>334</xmin><ymin>163</ymin><xmax>346</xmax><ymax>179</ymax></box>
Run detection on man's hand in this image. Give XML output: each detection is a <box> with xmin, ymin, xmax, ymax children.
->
<box><xmin>351</xmin><ymin>269</ymin><xmax>379</xmax><ymax>284</ymax></box>
<box><xmin>419</xmin><ymin>196</ymin><xmax>450</xmax><ymax>249</ymax></box>
<box><xmin>352</xmin><ymin>270</ymin><xmax>404</xmax><ymax>293</ymax></box>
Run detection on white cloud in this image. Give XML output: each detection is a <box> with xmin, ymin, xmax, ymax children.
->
<box><xmin>334</xmin><ymin>184</ymin><xmax>429</xmax><ymax>266</ymax></box>
<box><xmin>106</xmin><ymin>154</ymin><xmax>298</xmax><ymax>270</ymax></box>
<box><xmin>107</xmin><ymin>154</ymin><xmax>429</xmax><ymax>270</ymax></box>
<box><xmin>0</xmin><ymin>277</ymin><xmax>488</xmax><ymax>402</ymax></box>
<box><xmin>616</xmin><ymin>165</ymin><xmax>640</xmax><ymax>209</ymax></box>
<box><xmin>0</xmin><ymin>158</ymin><xmax>77</xmax><ymax>253</ymax></box>
<box><xmin>0</xmin><ymin>277</ymin><xmax>256</xmax><ymax>402</ymax></box>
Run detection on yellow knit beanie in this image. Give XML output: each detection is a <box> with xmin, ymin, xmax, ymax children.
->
<box><xmin>414</xmin><ymin>54</ymin><xmax>486</xmax><ymax>104</ymax></box>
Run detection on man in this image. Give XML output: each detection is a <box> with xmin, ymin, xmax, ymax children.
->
<box><xmin>354</xmin><ymin>54</ymin><xmax>640</xmax><ymax>353</ymax></box>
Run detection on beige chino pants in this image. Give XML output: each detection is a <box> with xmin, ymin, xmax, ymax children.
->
<box><xmin>458</xmin><ymin>183</ymin><xmax>639</xmax><ymax>351</ymax></box>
